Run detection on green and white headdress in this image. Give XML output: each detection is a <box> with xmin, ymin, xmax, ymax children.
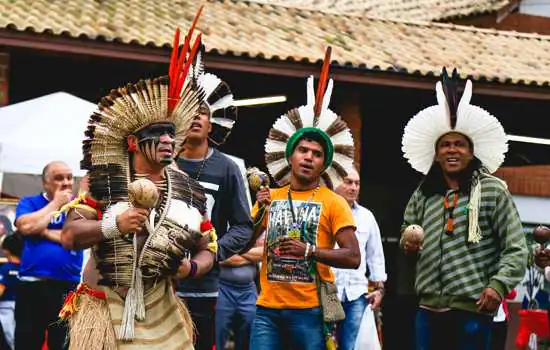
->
<box><xmin>402</xmin><ymin>67</ymin><xmax>508</xmax><ymax>175</ymax></box>
<box><xmin>264</xmin><ymin>47</ymin><xmax>355</xmax><ymax>189</ymax></box>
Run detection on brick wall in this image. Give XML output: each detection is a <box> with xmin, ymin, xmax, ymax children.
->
<box><xmin>0</xmin><ymin>53</ymin><xmax>9</xmax><ymax>106</ymax></box>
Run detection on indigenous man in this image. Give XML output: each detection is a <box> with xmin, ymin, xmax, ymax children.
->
<box><xmin>58</xmin><ymin>23</ymin><xmax>217</xmax><ymax>350</ymax></box>
<box><xmin>400</xmin><ymin>68</ymin><xmax>528</xmax><ymax>350</ymax></box>
<box><xmin>249</xmin><ymin>48</ymin><xmax>361</xmax><ymax>350</ymax></box>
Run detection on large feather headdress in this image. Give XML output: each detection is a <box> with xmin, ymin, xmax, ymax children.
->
<box><xmin>190</xmin><ymin>45</ymin><xmax>237</xmax><ymax>146</ymax></box>
<box><xmin>402</xmin><ymin>67</ymin><xmax>508</xmax><ymax>175</ymax></box>
<box><xmin>265</xmin><ymin>47</ymin><xmax>355</xmax><ymax>189</ymax></box>
<box><xmin>81</xmin><ymin>8</ymin><xmax>204</xmax><ymax>202</ymax></box>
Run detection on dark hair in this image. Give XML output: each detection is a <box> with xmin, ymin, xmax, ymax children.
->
<box><xmin>292</xmin><ymin>131</ymin><xmax>328</xmax><ymax>158</ymax></box>
<box><xmin>2</xmin><ymin>232</ymin><xmax>23</xmax><ymax>257</ymax></box>
<box><xmin>419</xmin><ymin>157</ymin><xmax>483</xmax><ymax>196</ymax></box>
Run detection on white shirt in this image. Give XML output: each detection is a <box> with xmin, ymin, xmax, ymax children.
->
<box><xmin>334</xmin><ymin>202</ymin><xmax>387</xmax><ymax>302</ymax></box>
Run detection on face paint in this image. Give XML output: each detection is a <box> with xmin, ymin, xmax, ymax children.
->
<box><xmin>135</xmin><ymin>122</ymin><xmax>176</xmax><ymax>165</ymax></box>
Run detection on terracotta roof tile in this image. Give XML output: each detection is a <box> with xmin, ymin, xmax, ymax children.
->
<box><xmin>245</xmin><ymin>0</ymin><xmax>511</xmax><ymax>21</ymax></box>
<box><xmin>1</xmin><ymin>0</ymin><xmax>550</xmax><ymax>86</ymax></box>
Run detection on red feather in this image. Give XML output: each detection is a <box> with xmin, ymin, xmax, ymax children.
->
<box><xmin>176</xmin><ymin>33</ymin><xmax>203</xmax><ymax>97</ymax></box>
<box><xmin>168</xmin><ymin>5</ymin><xmax>204</xmax><ymax>113</ymax></box>
<box><xmin>168</xmin><ymin>28</ymin><xmax>181</xmax><ymax>97</ymax></box>
<box><xmin>314</xmin><ymin>47</ymin><xmax>332</xmax><ymax>118</ymax></box>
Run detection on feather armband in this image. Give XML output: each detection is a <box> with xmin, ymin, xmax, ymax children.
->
<box><xmin>201</xmin><ymin>220</ymin><xmax>218</xmax><ymax>254</ymax></box>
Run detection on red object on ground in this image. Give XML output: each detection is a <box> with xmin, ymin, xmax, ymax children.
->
<box><xmin>516</xmin><ymin>309</ymin><xmax>550</xmax><ymax>349</ymax></box>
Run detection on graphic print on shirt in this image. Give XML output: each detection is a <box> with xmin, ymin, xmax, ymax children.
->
<box><xmin>199</xmin><ymin>181</ymin><xmax>219</xmax><ymax>220</ymax></box>
<box><xmin>266</xmin><ymin>199</ymin><xmax>321</xmax><ymax>283</ymax></box>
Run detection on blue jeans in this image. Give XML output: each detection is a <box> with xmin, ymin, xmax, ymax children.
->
<box><xmin>415</xmin><ymin>308</ymin><xmax>493</xmax><ymax>350</ymax></box>
<box><xmin>215</xmin><ymin>281</ymin><xmax>257</xmax><ymax>350</ymax></box>
<box><xmin>336</xmin><ymin>294</ymin><xmax>368</xmax><ymax>350</ymax></box>
<box><xmin>250</xmin><ymin>306</ymin><xmax>325</xmax><ymax>350</ymax></box>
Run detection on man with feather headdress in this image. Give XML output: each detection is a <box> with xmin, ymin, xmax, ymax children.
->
<box><xmin>56</xmin><ymin>11</ymin><xmax>217</xmax><ymax>350</ymax></box>
<box><xmin>400</xmin><ymin>68</ymin><xmax>527</xmax><ymax>350</ymax></box>
<box><xmin>249</xmin><ymin>47</ymin><xmax>360</xmax><ymax>350</ymax></box>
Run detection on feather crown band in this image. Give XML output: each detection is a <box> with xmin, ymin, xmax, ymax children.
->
<box><xmin>189</xmin><ymin>43</ymin><xmax>237</xmax><ymax>146</ymax></box>
<box><xmin>81</xmin><ymin>7</ymin><xmax>205</xmax><ymax>202</ymax></box>
<box><xmin>402</xmin><ymin>67</ymin><xmax>508</xmax><ymax>175</ymax></box>
<box><xmin>265</xmin><ymin>47</ymin><xmax>355</xmax><ymax>189</ymax></box>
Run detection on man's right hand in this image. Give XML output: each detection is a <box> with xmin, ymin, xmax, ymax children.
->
<box><xmin>53</xmin><ymin>189</ymin><xmax>73</xmax><ymax>208</ymax></box>
<box><xmin>256</xmin><ymin>187</ymin><xmax>271</xmax><ymax>206</ymax></box>
<box><xmin>116</xmin><ymin>208</ymin><xmax>149</xmax><ymax>234</ymax></box>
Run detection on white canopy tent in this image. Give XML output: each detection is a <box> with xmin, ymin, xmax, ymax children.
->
<box><xmin>0</xmin><ymin>92</ymin><xmax>95</xmax><ymax>197</ymax></box>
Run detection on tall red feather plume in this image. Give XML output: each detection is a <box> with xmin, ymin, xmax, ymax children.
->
<box><xmin>314</xmin><ymin>46</ymin><xmax>332</xmax><ymax>119</ymax></box>
<box><xmin>168</xmin><ymin>28</ymin><xmax>181</xmax><ymax>85</ymax></box>
<box><xmin>168</xmin><ymin>5</ymin><xmax>204</xmax><ymax>113</ymax></box>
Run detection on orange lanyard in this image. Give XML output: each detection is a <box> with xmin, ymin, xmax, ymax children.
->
<box><xmin>444</xmin><ymin>192</ymin><xmax>459</xmax><ymax>234</ymax></box>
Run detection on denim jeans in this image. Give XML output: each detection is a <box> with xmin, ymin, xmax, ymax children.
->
<box><xmin>336</xmin><ymin>294</ymin><xmax>368</xmax><ymax>350</ymax></box>
<box><xmin>415</xmin><ymin>308</ymin><xmax>493</xmax><ymax>350</ymax></box>
<box><xmin>250</xmin><ymin>306</ymin><xmax>325</xmax><ymax>350</ymax></box>
<box><xmin>215</xmin><ymin>281</ymin><xmax>257</xmax><ymax>350</ymax></box>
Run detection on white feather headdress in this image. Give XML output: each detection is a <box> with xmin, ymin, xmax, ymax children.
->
<box><xmin>402</xmin><ymin>68</ymin><xmax>508</xmax><ymax>175</ymax></box>
<box><xmin>264</xmin><ymin>47</ymin><xmax>355</xmax><ymax>189</ymax></box>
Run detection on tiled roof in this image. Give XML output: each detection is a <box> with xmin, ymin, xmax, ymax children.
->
<box><xmin>2</xmin><ymin>0</ymin><xmax>550</xmax><ymax>86</ymax></box>
<box><xmin>495</xmin><ymin>166</ymin><xmax>550</xmax><ymax>197</ymax></box>
<box><xmin>245</xmin><ymin>0</ymin><xmax>511</xmax><ymax>21</ymax></box>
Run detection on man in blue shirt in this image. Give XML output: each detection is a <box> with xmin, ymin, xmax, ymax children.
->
<box><xmin>14</xmin><ymin>161</ymin><xmax>83</xmax><ymax>350</ymax></box>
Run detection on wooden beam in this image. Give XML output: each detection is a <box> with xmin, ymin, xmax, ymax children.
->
<box><xmin>1</xmin><ymin>28</ymin><xmax>550</xmax><ymax>100</ymax></box>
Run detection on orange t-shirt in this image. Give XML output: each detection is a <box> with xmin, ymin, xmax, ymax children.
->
<box><xmin>252</xmin><ymin>185</ymin><xmax>355</xmax><ymax>309</ymax></box>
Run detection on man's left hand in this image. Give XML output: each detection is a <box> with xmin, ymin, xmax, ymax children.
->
<box><xmin>279</xmin><ymin>237</ymin><xmax>307</xmax><ymax>257</ymax></box>
<box><xmin>366</xmin><ymin>290</ymin><xmax>383</xmax><ymax>310</ymax></box>
<box><xmin>476</xmin><ymin>287</ymin><xmax>502</xmax><ymax>313</ymax></box>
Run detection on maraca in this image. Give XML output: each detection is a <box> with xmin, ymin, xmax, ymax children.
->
<box><xmin>247</xmin><ymin>167</ymin><xmax>270</xmax><ymax>192</ymax></box>
<box><xmin>128</xmin><ymin>178</ymin><xmax>159</xmax><ymax>209</ymax></box>
<box><xmin>401</xmin><ymin>224</ymin><xmax>424</xmax><ymax>252</ymax></box>
<box><xmin>533</xmin><ymin>225</ymin><xmax>550</xmax><ymax>248</ymax></box>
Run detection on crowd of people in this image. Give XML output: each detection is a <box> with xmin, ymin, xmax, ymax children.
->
<box><xmin>0</xmin><ymin>12</ymin><xmax>548</xmax><ymax>350</ymax></box>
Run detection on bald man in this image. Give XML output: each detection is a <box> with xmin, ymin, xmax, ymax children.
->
<box><xmin>14</xmin><ymin>161</ymin><xmax>83</xmax><ymax>350</ymax></box>
<box><xmin>333</xmin><ymin>167</ymin><xmax>387</xmax><ymax>350</ymax></box>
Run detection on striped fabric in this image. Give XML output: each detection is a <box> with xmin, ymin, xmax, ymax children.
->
<box><xmin>105</xmin><ymin>280</ymin><xmax>193</xmax><ymax>350</ymax></box>
<box><xmin>402</xmin><ymin>173</ymin><xmax>528</xmax><ymax>313</ymax></box>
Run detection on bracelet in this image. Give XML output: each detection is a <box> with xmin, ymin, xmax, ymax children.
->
<box><xmin>374</xmin><ymin>286</ymin><xmax>385</xmax><ymax>297</ymax></box>
<box><xmin>311</xmin><ymin>245</ymin><xmax>317</xmax><ymax>258</ymax></box>
<box><xmin>304</xmin><ymin>242</ymin><xmax>311</xmax><ymax>260</ymax></box>
<box><xmin>188</xmin><ymin>260</ymin><xmax>198</xmax><ymax>278</ymax></box>
<box><xmin>100</xmin><ymin>211</ymin><xmax>122</xmax><ymax>240</ymax></box>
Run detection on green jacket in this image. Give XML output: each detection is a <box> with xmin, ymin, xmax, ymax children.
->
<box><xmin>402</xmin><ymin>172</ymin><xmax>528</xmax><ymax>314</ymax></box>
